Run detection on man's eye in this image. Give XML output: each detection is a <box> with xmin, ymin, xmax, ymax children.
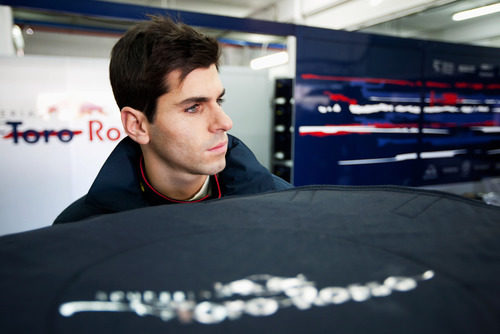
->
<box><xmin>217</xmin><ymin>98</ymin><xmax>225</xmax><ymax>106</ymax></box>
<box><xmin>185</xmin><ymin>104</ymin><xmax>200</xmax><ymax>113</ymax></box>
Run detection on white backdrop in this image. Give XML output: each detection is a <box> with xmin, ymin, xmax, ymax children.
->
<box><xmin>0</xmin><ymin>56</ymin><xmax>272</xmax><ymax>236</ymax></box>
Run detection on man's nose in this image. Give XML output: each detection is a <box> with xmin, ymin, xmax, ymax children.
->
<box><xmin>209</xmin><ymin>104</ymin><xmax>233</xmax><ymax>133</ymax></box>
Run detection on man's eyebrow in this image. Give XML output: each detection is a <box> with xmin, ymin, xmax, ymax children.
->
<box><xmin>176</xmin><ymin>88</ymin><xmax>225</xmax><ymax>106</ymax></box>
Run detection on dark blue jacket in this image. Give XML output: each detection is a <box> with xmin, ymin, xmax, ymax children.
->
<box><xmin>53</xmin><ymin>135</ymin><xmax>291</xmax><ymax>224</ymax></box>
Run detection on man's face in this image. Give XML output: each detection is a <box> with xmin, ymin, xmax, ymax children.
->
<box><xmin>145</xmin><ymin>64</ymin><xmax>233</xmax><ymax>178</ymax></box>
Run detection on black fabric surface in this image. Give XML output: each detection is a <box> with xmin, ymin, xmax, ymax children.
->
<box><xmin>1</xmin><ymin>185</ymin><xmax>500</xmax><ymax>333</ymax></box>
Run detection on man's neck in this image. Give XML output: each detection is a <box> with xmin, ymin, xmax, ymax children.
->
<box><xmin>142</xmin><ymin>158</ymin><xmax>208</xmax><ymax>201</ymax></box>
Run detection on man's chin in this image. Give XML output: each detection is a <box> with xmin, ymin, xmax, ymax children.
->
<box><xmin>201</xmin><ymin>160</ymin><xmax>226</xmax><ymax>176</ymax></box>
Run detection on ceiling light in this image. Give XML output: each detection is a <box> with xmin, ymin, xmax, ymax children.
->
<box><xmin>11</xmin><ymin>25</ymin><xmax>25</xmax><ymax>56</ymax></box>
<box><xmin>452</xmin><ymin>2</ymin><xmax>500</xmax><ymax>21</ymax></box>
<box><xmin>250</xmin><ymin>51</ymin><xmax>289</xmax><ymax>70</ymax></box>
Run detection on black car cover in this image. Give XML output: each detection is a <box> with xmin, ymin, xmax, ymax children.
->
<box><xmin>1</xmin><ymin>185</ymin><xmax>499</xmax><ymax>333</ymax></box>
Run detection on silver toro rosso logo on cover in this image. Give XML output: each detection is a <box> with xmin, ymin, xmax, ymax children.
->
<box><xmin>60</xmin><ymin>270</ymin><xmax>434</xmax><ymax>325</ymax></box>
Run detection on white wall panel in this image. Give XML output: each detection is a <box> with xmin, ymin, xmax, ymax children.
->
<box><xmin>0</xmin><ymin>6</ymin><xmax>14</xmax><ymax>55</ymax></box>
<box><xmin>220</xmin><ymin>66</ymin><xmax>273</xmax><ymax>169</ymax></box>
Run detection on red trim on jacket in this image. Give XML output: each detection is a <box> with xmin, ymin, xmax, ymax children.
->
<box><xmin>139</xmin><ymin>156</ymin><xmax>221</xmax><ymax>203</ymax></box>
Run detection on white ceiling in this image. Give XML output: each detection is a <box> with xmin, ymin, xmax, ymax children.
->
<box><xmin>104</xmin><ymin>0</ymin><xmax>500</xmax><ymax>47</ymax></box>
<box><xmin>360</xmin><ymin>0</ymin><xmax>500</xmax><ymax>47</ymax></box>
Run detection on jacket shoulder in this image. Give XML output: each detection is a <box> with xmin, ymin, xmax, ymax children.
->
<box><xmin>271</xmin><ymin>174</ymin><xmax>293</xmax><ymax>190</ymax></box>
<box><xmin>221</xmin><ymin>135</ymin><xmax>292</xmax><ymax>195</ymax></box>
<box><xmin>53</xmin><ymin>195</ymin><xmax>108</xmax><ymax>225</ymax></box>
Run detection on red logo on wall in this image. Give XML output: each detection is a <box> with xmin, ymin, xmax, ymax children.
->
<box><xmin>3</xmin><ymin>120</ymin><xmax>122</xmax><ymax>144</ymax></box>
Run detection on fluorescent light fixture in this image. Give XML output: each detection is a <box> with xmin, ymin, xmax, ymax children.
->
<box><xmin>250</xmin><ymin>51</ymin><xmax>289</xmax><ymax>70</ymax></box>
<box><xmin>452</xmin><ymin>2</ymin><xmax>500</xmax><ymax>21</ymax></box>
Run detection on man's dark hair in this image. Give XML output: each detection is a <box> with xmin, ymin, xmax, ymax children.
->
<box><xmin>109</xmin><ymin>16</ymin><xmax>221</xmax><ymax>122</ymax></box>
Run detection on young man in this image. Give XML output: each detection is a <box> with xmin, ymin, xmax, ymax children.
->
<box><xmin>53</xmin><ymin>16</ymin><xmax>291</xmax><ymax>224</ymax></box>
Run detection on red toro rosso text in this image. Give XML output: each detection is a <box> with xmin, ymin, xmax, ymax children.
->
<box><xmin>3</xmin><ymin>120</ymin><xmax>122</xmax><ymax>144</ymax></box>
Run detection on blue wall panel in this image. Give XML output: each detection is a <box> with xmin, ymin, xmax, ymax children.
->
<box><xmin>294</xmin><ymin>26</ymin><xmax>500</xmax><ymax>186</ymax></box>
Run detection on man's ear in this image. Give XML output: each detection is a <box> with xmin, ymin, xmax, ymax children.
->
<box><xmin>120</xmin><ymin>107</ymin><xmax>150</xmax><ymax>145</ymax></box>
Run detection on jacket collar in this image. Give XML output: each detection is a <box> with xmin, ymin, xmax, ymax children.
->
<box><xmin>86</xmin><ymin>137</ymin><xmax>147</xmax><ymax>212</ymax></box>
<box><xmin>85</xmin><ymin>135</ymin><xmax>276</xmax><ymax>213</ymax></box>
<box><xmin>218</xmin><ymin>135</ymin><xmax>275</xmax><ymax>196</ymax></box>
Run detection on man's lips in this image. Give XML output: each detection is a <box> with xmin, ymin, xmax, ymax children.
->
<box><xmin>208</xmin><ymin>141</ymin><xmax>227</xmax><ymax>152</ymax></box>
